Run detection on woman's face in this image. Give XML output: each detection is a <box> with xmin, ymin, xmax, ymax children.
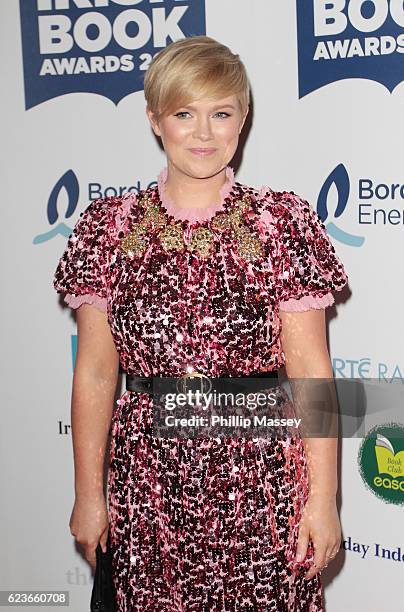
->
<box><xmin>147</xmin><ymin>94</ymin><xmax>247</xmax><ymax>180</ymax></box>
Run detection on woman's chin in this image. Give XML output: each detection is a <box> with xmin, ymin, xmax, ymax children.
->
<box><xmin>183</xmin><ymin>160</ymin><xmax>228</xmax><ymax>180</ymax></box>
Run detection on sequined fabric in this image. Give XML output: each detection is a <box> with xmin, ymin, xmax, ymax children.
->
<box><xmin>53</xmin><ymin>169</ymin><xmax>348</xmax><ymax>611</ymax></box>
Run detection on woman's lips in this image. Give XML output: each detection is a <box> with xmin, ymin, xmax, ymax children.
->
<box><xmin>188</xmin><ymin>148</ymin><xmax>217</xmax><ymax>156</ymax></box>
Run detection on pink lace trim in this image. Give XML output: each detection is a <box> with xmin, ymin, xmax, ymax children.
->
<box><xmin>279</xmin><ymin>292</ymin><xmax>335</xmax><ymax>312</ymax></box>
<box><xmin>157</xmin><ymin>166</ymin><xmax>235</xmax><ymax>222</ymax></box>
<box><xmin>64</xmin><ymin>293</ymin><xmax>107</xmax><ymax>313</ymax></box>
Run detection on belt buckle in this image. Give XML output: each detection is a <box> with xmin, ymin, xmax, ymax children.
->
<box><xmin>176</xmin><ymin>371</ymin><xmax>212</xmax><ymax>401</ymax></box>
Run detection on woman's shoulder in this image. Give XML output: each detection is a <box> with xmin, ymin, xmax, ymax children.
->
<box><xmin>240</xmin><ymin>180</ymin><xmax>323</xmax><ymax>230</ymax></box>
<box><xmin>246</xmin><ymin>180</ymin><xmax>348</xmax><ymax>295</ymax></box>
<box><xmin>77</xmin><ymin>190</ymin><xmax>140</xmax><ymax>237</ymax></box>
<box><xmin>83</xmin><ymin>190</ymin><xmax>138</xmax><ymax>214</ymax></box>
<box><xmin>257</xmin><ymin>181</ymin><xmax>313</xmax><ymax>211</ymax></box>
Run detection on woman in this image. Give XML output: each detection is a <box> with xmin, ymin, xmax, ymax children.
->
<box><xmin>53</xmin><ymin>36</ymin><xmax>348</xmax><ymax>611</ymax></box>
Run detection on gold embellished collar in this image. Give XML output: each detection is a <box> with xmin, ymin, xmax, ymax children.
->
<box><xmin>120</xmin><ymin>183</ymin><xmax>264</xmax><ymax>262</ymax></box>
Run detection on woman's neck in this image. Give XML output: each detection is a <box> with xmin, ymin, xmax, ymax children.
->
<box><xmin>163</xmin><ymin>164</ymin><xmax>229</xmax><ymax>211</ymax></box>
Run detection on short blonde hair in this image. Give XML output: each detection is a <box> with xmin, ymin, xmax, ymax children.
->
<box><xmin>144</xmin><ymin>36</ymin><xmax>250</xmax><ymax>119</ymax></box>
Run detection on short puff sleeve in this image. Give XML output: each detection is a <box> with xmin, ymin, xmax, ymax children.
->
<box><xmin>53</xmin><ymin>198</ymin><xmax>110</xmax><ymax>313</ymax></box>
<box><xmin>275</xmin><ymin>192</ymin><xmax>348</xmax><ymax>311</ymax></box>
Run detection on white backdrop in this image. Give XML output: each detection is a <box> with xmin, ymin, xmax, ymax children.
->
<box><xmin>2</xmin><ymin>1</ymin><xmax>403</xmax><ymax>610</ymax></box>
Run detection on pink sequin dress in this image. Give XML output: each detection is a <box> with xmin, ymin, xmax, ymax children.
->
<box><xmin>53</xmin><ymin>167</ymin><xmax>348</xmax><ymax>611</ymax></box>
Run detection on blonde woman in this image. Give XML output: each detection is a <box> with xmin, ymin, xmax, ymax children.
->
<box><xmin>53</xmin><ymin>36</ymin><xmax>348</xmax><ymax>611</ymax></box>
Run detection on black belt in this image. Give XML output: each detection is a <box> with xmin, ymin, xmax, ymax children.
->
<box><xmin>126</xmin><ymin>370</ymin><xmax>278</xmax><ymax>395</ymax></box>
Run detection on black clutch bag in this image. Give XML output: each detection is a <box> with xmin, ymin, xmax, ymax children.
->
<box><xmin>90</xmin><ymin>533</ymin><xmax>116</xmax><ymax>612</ymax></box>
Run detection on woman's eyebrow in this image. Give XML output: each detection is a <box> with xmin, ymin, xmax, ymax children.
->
<box><xmin>181</xmin><ymin>104</ymin><xmax>236</xmax><ymax>111</ymax></box>
<box><xmin>211</xmin><ymin>104</ymin><xmax>236</xmax><ymax>110</ymax></box>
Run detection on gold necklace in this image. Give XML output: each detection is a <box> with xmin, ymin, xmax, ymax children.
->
<box><xmin>120</xmin><ymin>188</ymin><xmax>264</xmax><ymax>262</ymax></box>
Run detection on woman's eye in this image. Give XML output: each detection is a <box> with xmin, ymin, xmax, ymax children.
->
<box><xmin>173</xmin><ymin>111</ymin><xmax>231</xmax><ymax>119</ymax></box>
<box><xmin>174</xmin><ymin>111</ymin><xmax>191</xmax><ymax>119</ymax></box>
<box><xmin>214</xmin><ymin>112</ymin><xmax>231</xmax><ymax>119</ymax></box>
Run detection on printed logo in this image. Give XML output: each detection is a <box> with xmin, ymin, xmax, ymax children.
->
<box><xmin>333</xmin><ymin>356</ymin><xmax>404</xmax><ymax>380</ymax></box>
<box><xmin>317</xmin><ymin>163</ymin><xmax>365</xmax><ymax>247</ymax></box>
<box><xmin>296</xmin><ymin>0</ymin><xmax>404</xmax><ymax>98</ymax></box>
<box><xmin>358</xmin><ymin>423</ymin><xmax>404</xmax><ymax>505</ymax></box>
<box><xmin>19</xmin><ymin>0</ymin><xmax>206</xmax><ymax>110</ymax></box>
<box><xmin>317</xmin><ymin>163</ymin><xmax>404</xmax><ymax>246</ymax></box>
<box><xmin>34</xmin><ymin>169</ymin><xmax>157</xmax><ymax>246</ymax></box>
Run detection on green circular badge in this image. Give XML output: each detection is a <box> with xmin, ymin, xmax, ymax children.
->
<box><xmin>358</xmin><ymin>422</ymin><xmax>404</xmax><ymax>506</ymax></box>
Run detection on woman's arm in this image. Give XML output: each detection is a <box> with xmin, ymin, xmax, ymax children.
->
<box><xmin>72</xmin><ymin>304</ymin><xmax>119</xmax><ymax>501</ymax></box>
<box><xmin>279</xmin><ymin>308</ymin><xmax>337</xmax><ymax>498</ymax></box>
<box><xmin>68</xmin><ymin>304</ymin><xmax>119</xmax><ymax>568</ymax></box>
<box><xmin>279</xmin><ymin>308</ymin><xmax>341</xmax><ymax>579</ymax></box>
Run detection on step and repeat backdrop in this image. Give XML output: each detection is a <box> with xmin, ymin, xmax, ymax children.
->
<box><xmin>2</xmin><ymin>1</ymin><xmax>403</xmax><ymax>610</ymax></box>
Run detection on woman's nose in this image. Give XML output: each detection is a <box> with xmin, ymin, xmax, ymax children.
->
<box><xmin>192</xmin><ymin>118</ymin><xmax>213</xmax><ymax>141</ymax></box>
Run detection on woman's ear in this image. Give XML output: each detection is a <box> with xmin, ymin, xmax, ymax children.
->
<box><xmin>146</xmin><ymin>107</ymin><xmax>162</xmax><ymax>137</ymax></box>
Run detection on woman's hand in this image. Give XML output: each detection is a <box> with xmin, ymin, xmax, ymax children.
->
<box><xmin>295</xmin><ymin>494</ymin><xmax>342</xmax><ymax>580</ymax></box>
<box><xmin>69</xmin><ymin>494</ymin><xmax>110</xmax><ymax>571</ymax></box>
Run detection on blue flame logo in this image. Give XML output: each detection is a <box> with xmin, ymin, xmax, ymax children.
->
<box><xmin>317</xmin><ymin>164</ymin><xmax>364</xmax><ymax>247</ymax></box>
<box><xmin>33</xmin><ymin>169</ymin><xmax>79</xmax><ymax>244</ymax></box>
